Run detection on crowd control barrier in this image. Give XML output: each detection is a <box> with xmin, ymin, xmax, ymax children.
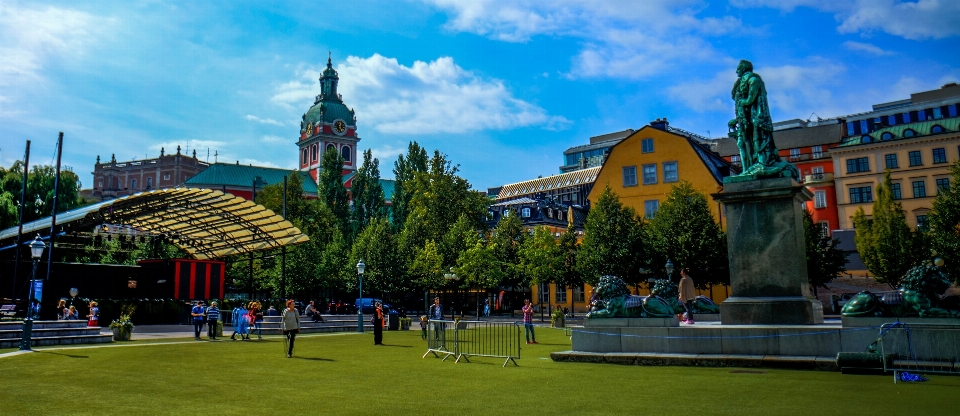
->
<box><xmin>877</xmin><ymin>322</ymin><xmax>960</xmax><ymax>382</ymax></box>
<box><xmin>423</xmin><ymin>320</ymin><xmax>521</xmax><ymax>367</ymax></box>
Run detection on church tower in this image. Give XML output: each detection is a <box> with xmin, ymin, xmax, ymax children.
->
<box><xmin>298</xmin><ymin>55</ymin><xmax>359</xmax><ymax>182</ymax></box>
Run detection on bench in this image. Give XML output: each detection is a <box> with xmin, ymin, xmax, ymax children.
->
<box><xmin>0</xmin><ymin>304</ymin><xmax>17</xmax><ymax>319</ymax></box>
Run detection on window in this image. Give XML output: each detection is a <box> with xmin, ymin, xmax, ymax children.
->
<box><xmin>641</xmin><ymin>138</ymin><xmax>654</xmax><ymax>153</ymax></box>
<box><xmin>622</xmin><ymin>166</ymin><xmax>637</xmax><ymax>187</ymax></box>
<box><xmin>908</xmin><ymin>151</ymin><xmax>922</xmax><ymax>166</ymax></box>
<box><xmin>849</xmin><ymin>186</ymin><xmax>872</xmax><ymax>204</ymax></box>
<box><xmin>644</xmin><ymin>200</ymin><xmax>659</xmax><ymax>219</ymax></box>
<box><xmin>887</xmin><ymin>115</ymin><xmax>897</xmax><ymax>126</ymax></box>
<box><xmin>932</xmin><ymin>125</ymin><xmax>945</xmax><ymax>134</ymax></box>
<box><xmin>642</xmin><ymin>164</ymin><xmax>657</xmax><ymax>185</ymax></box>
<box><xmin>912</xmin><ymin>180</ymin><xmax>926</xmax><ymax>198</ymax></box>
<box><xmin>146</xmin><ymin>177</ymin><xmax>152</xmax><ymax>188</ymax></box>
<box><xmin>730</xmin><ymin>155</ymin><xmax>741</xmax><ymax>165</ymax></box>
<box><xmin>341</xmin><ymin>146</ymin><xmax>351</xmax><ymax>162</ymax></box>
<box><xmin>950</xmin><ymin>104</ymin><xmax>958</xmax><ymax>118</ymax></box>
<box><xmin>902</xmin><ymin>112</ymin><xmax>911</xmax><ymax>123</ymax></box>
<box><xmin>98</xmin><ymin>180</ymin><xmax>102</xmax><ymax>188</ymax></box>
<box><xmin>933</xmin><ymin>148</ymin><xmax>947</xmax><ymax>164</ymax></box>
<box><xmin>790</xmin><ymin>148</ymin><xmax>801</xmax><ymax>159</ymax></box>
<box><xmin>917</xmin><ymin>215</ymin><xmax>929</xmax><ymax>232</ymax></box>
<box><xmin>861</xmin><ymin>135</ymin><xmax>873</xmax><ymax>144</ymax></box>
<box><xmin>814</xmin><ymin>190</ymin><xmax>827</xmax><ymax>208</ymax></box>
<box><xmin>555</xmin><ymin>285</ymin><xmax>567</xmax><ymax>303</ymax></box>
<box><xmin>812</xmin><ymin>166</ymin><xmax>824</xmax><ymax>174</ymax></box>
<box><xmin>936</xmin><ymin>178</ymin><xmax>950</xmax><ymax>192</ymax></box>
<box><xmin>312</xmin><ymin>144</ymin><xmax>319</xmax><ymax>161</ymax></box>
<box><xmin>521</xmin><ymin>207</ymin><xmax>531</xmax><ymax>218</ymax></box>
<box><xmin>846</xmin><ymin>157</ymin><xmax>869</xmax><ymax>173</ymax></box>
<box><xmin>881</xmin><ymin>132</ymin><xmax>894</xmax><ymax>141</ymax></box>
<box><xmin>326</xmin><ymin>143</ymin><xmax>336</xmax><ymax>153</ymax></box>
<box><xmin>917</xmin><ymin>110</ymin><xmax>926</xmax><ymax>121</ymax></box>
<box><xmin>817</xmin><ymin>222</ymin><xmax>830</xmax><ymax>238</ymax></box>
<box><xmin>573</xmin><ymin>285</ymin><xmax>585</xmax><ymax>303</ymax></box>
<box><xmin>932</xmin><ymin>108</ymin><xmax>943</xmax><ymax>119</ymax></box>
<box><xmin>538</xmin><ymin>283</ymin><xmax>550</xmax><ymax>304</ymax></box>
<box><xmin>885</xmin><ymin>154</ymin><xmax>899</xmax><ymax>169</ymax></box>
<box><xmin>302</xmin><ymin>149</ymin><xmax>308</xmax><ymax>164</ymax></box>
<box><xmin>903</xmin><ymin>129</ymin><xmax>916</xmax><ymax>138</ymax></box>
<box><xmin>131</xmin><ymin>179</ymin><xmax>137</xmax><ymax>189</ymax></box>
<box><xmin>891</xmin><ymin>183</ymin><xmax>902</xmax><ymax>200</ymax></box>
<box><xmin>663</xmin><ymin>162</ymin><xmax>678</xmax><ymax>183</ymax></box>
<box><xmin>812</xmin><ymin>146</ymin><xmax>823</xmax><ymax>159</ymax></box>
<box><xmin>163</xmin><ymin>174</ymin><xmax>170</xmax><ymax>181</ymax></box>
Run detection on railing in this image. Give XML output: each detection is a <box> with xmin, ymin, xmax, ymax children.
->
<box><xmin>423</xmin><ymin>319</ymin><xmax>521</xmax><ymax>367</ymax></box>
<box><xmin>878</xmin><ymin>322</ymin><xmax>960</xmax><ymax>383</ymax></box>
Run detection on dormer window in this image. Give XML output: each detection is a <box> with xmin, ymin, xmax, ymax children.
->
<box><xmin>881</xmin><ymin>132</ymin><xmax>894</xmax><ymax>141</ymax></box>
<box><xmin>903</xmin><ymin>129</ymin><xmax>916</xmax><ymax>138</ymax></box>
<box><xmin>521</xmin><ymin>207</ymin><xmax>531</xmax><ymax>218</ymax></box>
<box><xmin>931</xmin><ymin>125</ymin><xmax>945</xmax><ymax>134</ymax></box>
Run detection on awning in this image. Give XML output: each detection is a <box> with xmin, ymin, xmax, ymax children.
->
<box><xmin>0</xmin><ymin>188</ymin><xmax>309</xmax><ymax>260</ymax></box>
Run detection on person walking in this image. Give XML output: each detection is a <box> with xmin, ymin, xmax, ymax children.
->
<box><xmin>191</xmin><ymin>301</ymin><xmax>206</xmax><ymax>340</ymax></box>
<box><xmin>373</xmin><ymin>301</ymin><xmax>384</xmax><ymax>345</ymax></box>
<box><xmin>522</xmin><ymin>299</ymin><xmax>537</xmax><ymax>344</ymax></box>
<box><xmin>230</xmin><ymin>304</ymin><xmax>243</xmax><ymax>340</ymax></box>
<box><xmin>679</xmin><ymin>268</ymin><xmax>697</xmax><ymax>324</ymax></box>
<box><xmin>86</xmin><ymin>301</ymin><xmax>99</xmax><ymax>327</ymax></box>
<box><xmin>250</xmin><ymin>301</ymin><xmax>264</xmax><ymax>339</ymax></box>
<box><xmin>483</xmin><ymin>298</ymin><xmax>490</xmax><ymax>317</ymax></box>
<box><xmin>429</xmin><ymin>297</ymin><xmax>444</xmax><ymax>341</ymax></box>
<box><xmin>206</xmin><ymin>302</ymin><xmax>220</xmax><ymax>340</ymax></box>
<box><xmin>281</xmin><ymin>299</ymin><xmax>300</xmax><ymax>358</ymax></box>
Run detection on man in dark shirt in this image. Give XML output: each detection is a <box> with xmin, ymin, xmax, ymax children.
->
<box><xmin>190</xmin><ymin>301</ymin><xmax>205</xmax><ymax>340</ymax></box>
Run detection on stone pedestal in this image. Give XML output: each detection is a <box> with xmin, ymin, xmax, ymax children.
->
<box><xmin>713</xmin><ymin>178</ymin><xmax>823</xmax><ymax>325</ymax></box>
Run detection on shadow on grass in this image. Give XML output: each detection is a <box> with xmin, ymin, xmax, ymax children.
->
<box><xmin>295</xmin><ymin>356</ymin><xmax>335</xmax><ymax>361</ymax></box>
<box><xmin>376</xmin><ymin>344</ymin><xmax>412</xmax><ymax>348</ymax></box>
<box><xmin>38</xmin><ymin>351</ymin><xmax>89</xmax><ymax>359</ymax></box>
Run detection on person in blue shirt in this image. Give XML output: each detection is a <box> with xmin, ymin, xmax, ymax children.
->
<box><xmin>205</xmin><ymin>302</ymin><xmax>220</xmax><ymax>340</ymax></box>
<box><xmin>191</xmin><ymin>301</ymin><xmax>205</xmax><ymax>340</ymax></box>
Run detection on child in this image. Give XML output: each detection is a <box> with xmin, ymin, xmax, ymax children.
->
<box><xmin>420</xmin><ymin>315</ymin><xmax>428</xmax><ymax>340</ymax></box>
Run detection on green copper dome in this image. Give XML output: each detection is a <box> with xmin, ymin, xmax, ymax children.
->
<box><xmin>302</xmin><ymin>56</ymin><xmax>356</xmax><ymax>129</ymax></box>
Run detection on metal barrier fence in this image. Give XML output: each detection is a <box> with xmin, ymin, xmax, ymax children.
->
<box><xmin>423</xmin><ymin>320</ymin><xmax>521</xmax><ymax>367</ymax></box>
<box><xmin>877</xmin><ymin>322</ymin><xmax>960</xmax><ymax>382</ymax></box>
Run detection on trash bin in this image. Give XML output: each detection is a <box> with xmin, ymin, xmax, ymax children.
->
<box><xmin>388</xmin><ymin>311</ymin><xmax>399</xmax><ymax>330</ymax></box>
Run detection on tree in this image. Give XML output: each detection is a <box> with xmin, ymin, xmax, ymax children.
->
<box><xmin>929</xmin><ymin>161</ymin><xmax>960</xmax><ymax>285</ymax></box>
<box><xmin>1</xmin><ymin>162</ymin><xmax>87</xmax><ymax>229</ymax></box>
<box><xmin>803</xmin><ymin>211</ymin><xmax>848</xmax><ymax>297</ymax></box>
<box><xmin>390</xmin><ymin>141</ymin><xmax>428</xmax><ymax>231</ymax></box>
<box><xmin>318</xmin><ymin>149</ymin><xmax>349</xmax><ymax>235</ymax></box>
<box><xmin>556</xmin><ymin>224</ymin><xmax>583</xmax><ymax>309</ymax></box>
<box><xmin>577</xmin><ymin>185</ymin><xmax>646</xmax><ymax>286</ymax></box>
<box><xmin>350</xmin><ymin>218</ymin><xmax>400</xmax><ymax>299</ymax></box>
<box><xmin>490</xmin><ymin>210</ymin><xmax>527</xmax><ymax>287</ymax></box>
<box><xmin>853</xmin><ymin>170</ymin><xmax>926</xmax><ymax>289</ymax></box>
<box><xmin>457</xmin><ymin>237</ymin><xmax>501</xmax><ymax>290</ymax></box>
<box><xmin>519</xmin><ymin>226</ymin><xmax>562</xmax><ymax>286</ymax></box>
<box><xmin>350</xmin><ymin>149</ymin><xmax>386</xmax><ymax>238</ymax></box>
<box><xmin>647</xmin><ymin>181</ymin><xmax>728</xmax><ymax>288</ymax></box>
<box><xmin>409</xmin><ymin>240</ymin><xmax>445</xmax><ymax>289</ymax></box>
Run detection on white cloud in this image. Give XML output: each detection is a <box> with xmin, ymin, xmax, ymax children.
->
<box><xmin>261</xmin><ymin>135</ymin><xmax>288</xmax><ymax>144</ymax></box>
<box><xmin>0</xmin><ymin>2</ymin><xmax>114</xmax><ymax>86</ymax></box>
<box><xmin>245</xmin><ymin>114</ymin><xmax>283</xmax><ymax>126</ymax></box>
<box><xmin>733</xmin><ymin>0</ymin><xmax>960</xmax><ymax>40</ymax></box>
<box><xmin>842</xmin><ymin>41</ymin><xmax>895</xmax><ymax>56</ymax></box>
<box><xmin>667</xmin><ymin>71</ymin><xmax>737</xmax><ymax>113</ymax></box>
<box><xmin>423</xmin><ymin>0</ymin><xmax>741</xmax><ymax>79</ymax></box>
<box><xmin>272</xmin><ymin>54</ymin><xmax>569</xmax><ymax>135</ymax></box>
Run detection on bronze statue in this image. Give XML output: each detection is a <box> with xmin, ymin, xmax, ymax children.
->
<box><xmin>728</xmin><ymin>60</ymin><xmax>799</xmax><ymax>181</ymax></box>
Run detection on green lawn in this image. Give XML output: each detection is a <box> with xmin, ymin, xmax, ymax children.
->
<box><xmin>1</xmin><ymin>327</ymin><xmax>957</xmax><ymax>415</ymax></box>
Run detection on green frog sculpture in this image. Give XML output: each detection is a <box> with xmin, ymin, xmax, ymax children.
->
<box><xmin>586</xmin><ymin>275</ymin><xmax>677</xmax><ymax>318</ymax></box>
<box><xmin>841</xmin><ymin>264</ymin><xmax>959</xmax><ymax>318</ymax></box>
<box><xmin>650</xmin><ymin>278</ymin><xmax>721</xmax><ymax>315</ymax></box>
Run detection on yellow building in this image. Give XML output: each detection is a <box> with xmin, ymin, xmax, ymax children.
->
<box><xmin>587</xmin><ymin>119</ymin><xmax>732</xmax><ymax>222</ymax></box>
<box><xmin>832</xmin><ymin>118</ymin><xmax>960</xmax><ymax>230</ymax></box>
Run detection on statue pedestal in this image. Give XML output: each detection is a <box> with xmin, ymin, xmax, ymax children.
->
<box><xmin>713</xmin><ymin>178</ymin><xmax>823</xmax><ymax>325</ymax></box>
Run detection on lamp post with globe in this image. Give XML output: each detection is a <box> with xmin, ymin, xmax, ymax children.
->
<box><xmin>20</xmin><ymin>235</ymin><xmax>46</xmax><ymax>351</ymax></box>
<box><xmin>356</xmin><ymin>259</ymin><xmax>365</xmax><ymax>333</ymax></box>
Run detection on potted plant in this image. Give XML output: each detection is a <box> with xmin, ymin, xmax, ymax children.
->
<box><xmin>399</xmin><ymin>317</ymin><xmax>412</xmax><ymax>330</ymax></box>
<box><xmin>109</xmin><ymin>304</ymin><xmax>136</xmax><ymax>341</ymax></box>
<box><xmin>551</xmin><ymin>308</ymin><xmax>565</xmax><ymax>328</ymax></box>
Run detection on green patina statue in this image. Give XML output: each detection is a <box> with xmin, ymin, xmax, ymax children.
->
<box><xmin>650</xmin><ymin>279</ymin><xmax>720</xmax><ymax>315</ymax></box>
<box><xmin>586</xmin><ymin>275</ymin><xmax>680</xmax><ymax>319</ymax></box>
<box><xmin>727</xmin><ymin>60</ymin><xmax>800</xmax><ymax>183</ymax></box>
<box><xmin>841</xmin><ymin>264</ymin><xmax>959</xmax><ymax>318</ymax></box>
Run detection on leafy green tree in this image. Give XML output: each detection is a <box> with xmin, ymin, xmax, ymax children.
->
<box><xmin>350</xmin><ymin>149</ymin><xmax>386</xmax><ymax>238</ymax></box>
<box><xmin>440</xmin><ymin>214</ymin><xmax>476</xmax><ymax>269</ymax></box>
<box><xmin>556</xmin><ymin>224</ymin><xmax>583</xmax><ymax>308</ymax></box>
<box><xmin>350</xmin><ymin>218</ymin><xmax>400</xmax><ymax>298</ymax></box>
<box><xmin>410</xmin><ymin>240</ymin><xmax>445</xmax><ymax>289</ymax></box>
<box><xmin>647</xmin><ymin>181</ymin><xmax>728</xmax><ymax>288</ymax></box>
<box><xmin>390</xmin><ymin>141</ymin><xmax>428</xmax><ymax>231</ymax></box>
<box><xmin>853</xmin><ymin>170</ymin><xmax>927</xmax><ymax>289</ymax></box>
<box><xmin>577</xmin><ymin>185</ymin><xmax>646</xmax><ymax>286</ymax></box>
<box><xmin>929</xmin><ymin>161</ymin><xmax>960</xmax><ymax>285</ymax></box>
<box><xmin>490</xmin><ymin>210</ymin><xmax>526</xmax><ymax>287</ymax></box>
<box><xmin>803</xmin><ymin>211</ymin><xmax>848</xmax><ymax>297</ymax></box>
<box><xmin>1</xmin><ymin>162</ymin><xmax>87</xmax><ymax>229</ymax></box>
<box><xmin>519</xmin><ymin>226</ymin><xmax>562</xmax><ymax>286</ymax></box>
<box><xmin>318</xmin><ymin>149</ymin><xmax>349</xmax><ymax>234</ymax></box>
<box><xmin>457</xmin><ymin>233</ymin><xmax>502</xmax><ymax>290</ymax></box>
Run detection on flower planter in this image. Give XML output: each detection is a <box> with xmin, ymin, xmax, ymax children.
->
<box><xmin>112</xmin><ymin>327</ymin><xmax>132</xmax><ymax>341</ymax></box>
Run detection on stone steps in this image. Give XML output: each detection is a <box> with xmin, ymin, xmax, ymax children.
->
<box><xmin>0</xmin><ymin>322</ymin><xmax>112</xmax><ymax>349</ymax></box>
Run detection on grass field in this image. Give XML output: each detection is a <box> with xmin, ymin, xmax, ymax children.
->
<box><xmin>2</xmin><ymin>326</ymin><xmax>958</xmax><ymax>415</ymax></box>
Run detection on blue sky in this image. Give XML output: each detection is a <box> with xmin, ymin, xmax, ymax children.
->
<box><xmin>2</xmin><ymin>0</ymin><xmax>958</xmax><ymax>191</ymax></box>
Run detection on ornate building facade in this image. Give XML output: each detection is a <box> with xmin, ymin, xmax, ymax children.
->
<box><xmin>298</xmin><ymin>56</ymin><xmax>360</xmax><ymax>183</ymax></box>
<box><xmin>85</xmin><ymin>146</ymin><xmax>209</xmax><ymax>200</ymax></box>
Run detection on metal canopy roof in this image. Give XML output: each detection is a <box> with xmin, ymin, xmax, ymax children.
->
<box><xmin>0</xmin><ymin>188</ymin><xmax>309</xmax><ymax>260</ymax></box>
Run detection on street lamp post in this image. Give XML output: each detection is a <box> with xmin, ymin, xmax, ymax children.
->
<box><xmin>443</xmin><ymin>267</ymin><xmax>458</xmax><ymax>316</ymax></box>
<box><xmin>665</xmin><ymin>259</ymin><xmax>674</xmax><ymax>280</ymax></box>
<box><xmin>357</xmin><ymin>259</ymin><xmax>365</xmax><ymax>333</ymax></box>
<box><xmin>20</xmin><ymin>235</ymin><xmax>46</xmax><ymax>351</ymax></box>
